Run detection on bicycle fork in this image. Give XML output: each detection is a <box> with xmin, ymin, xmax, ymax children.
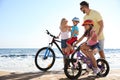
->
<box><xmin>43</xmin><ymin>44</ymin><xmax>52</xmax><ymax>59</ymax></box>
<box><xmin>73</xmin><ymin>51</ymin><xmax>80</xmax><ymax>68</ymax></box>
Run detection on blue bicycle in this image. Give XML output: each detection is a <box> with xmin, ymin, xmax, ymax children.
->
<box><xmin>35</xmin><ymin>30</ymin><xmax>65</xmax><ymax>71</ymax></box>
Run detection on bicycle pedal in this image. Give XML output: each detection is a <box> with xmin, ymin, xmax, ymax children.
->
<box><xmin>97</xmin><ymin>72</ymin><xmax>103</xmax><ymax>77</ymax></box>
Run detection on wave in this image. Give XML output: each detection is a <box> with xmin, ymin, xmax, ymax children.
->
<box><xmin>0</xmin><ymin>48</ymin><xmax>120</xmax><ymax>71</ymax></box>
<box><xmin>0</xmin><ymin>48</ymin><xmax>120</xmax><ymax>58</ymax></box>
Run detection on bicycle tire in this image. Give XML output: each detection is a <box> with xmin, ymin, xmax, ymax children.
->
<box><xmin>35</xmin><ymin>47</ymin><xmax>55</xmax><ymax>71</ymax></box>
<box><xmin>71</xmin><ymin>53</ymin><xmax>75</xmax><ymax>60</ymax></box>
<box><xmin>97</xmin><ymin>59</ymin><xmax>110</xmax><ymax>77</ymax></box>
<box><xmin>64</xmin><ymin>59</ymin><xmax>82</xmax><ymax>79</ymax></box>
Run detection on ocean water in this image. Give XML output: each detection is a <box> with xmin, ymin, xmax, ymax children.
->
<box><xmin>0</xmin><ymin>48</ymin><xmax>120</xmax><ymax>72</ymax></box>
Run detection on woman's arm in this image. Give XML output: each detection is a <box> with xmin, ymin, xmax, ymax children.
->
<box><xmin>57</xmin><ymin>32</ymin><xmax>61</xmax><ymax>38</ymax></box>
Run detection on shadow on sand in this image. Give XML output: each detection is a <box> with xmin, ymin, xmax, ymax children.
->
<box><xmin>60</xmin><ymin>75</ymin><xmax>97</xmax><ymax>80</ymax></box>
<box><xmin>0</xmin><ymin>71</ymin><xmax>64</xmax><ymax>80</ymax></box>
<box><xmin>0</xmin><ymin>71</ymin><xmax>99</xmax><ymax>80</ymax></box>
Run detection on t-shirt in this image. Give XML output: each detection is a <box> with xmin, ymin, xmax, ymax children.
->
<box><xmin>84</xmin><ymin>9</ymin><xmax>104</xmax><ymax>40</ymax></box>
<box><xmin>87</xmin><ymin>29</ymin><xmax>98</xmax><ymax>46</ymax></box>
<box><xmin>71</xmin><ymin>25</ymin><xmax>79</xmax><ymax>37</ymax></box>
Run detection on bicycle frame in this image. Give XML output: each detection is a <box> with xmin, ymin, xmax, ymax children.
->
<box><xmin>71</xmin><ymin>44</ymin><xmax>93</xmax><ymax>68</ymax></box>
<box><xmin>77</xmin><ymin>50</ymin><xmax>92</xmax><ymax>68</ymax></box>
<box><xmin>49</xmin><ymin>38</ymin><xmax>64</xmax><ymax>55</ymax></box>
<box><xmin>45</xmin><ymin>30</ymin><xmax>64</xmax><ymax>58</ymax></box>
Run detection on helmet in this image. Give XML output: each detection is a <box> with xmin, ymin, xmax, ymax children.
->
<box><xmin>72</xmin><ymin>17</ymin><xmax>80</xmax><ymax>22</ymax></box>
<box><xmin>82</xmin><ymin>19</ymin><xmax>94</xmax><ymax>26</ymax></box>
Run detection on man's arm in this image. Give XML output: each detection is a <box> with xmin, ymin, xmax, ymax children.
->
<box><xmin>97</xmin><ymin>20</ymin><xmax>104</xmax><ymax>36</ymax></box>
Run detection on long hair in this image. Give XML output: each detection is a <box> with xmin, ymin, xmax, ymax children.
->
<box><xmin>60</xmin><ymin>18</ymin><xmax>67</xmax><ymax>30</ymax></box>
<box><xmin>84</xmin><ymin>24</ymin><xmax>93</xmax><ymax>37</ymax></box>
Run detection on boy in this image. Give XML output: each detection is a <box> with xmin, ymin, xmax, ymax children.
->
<box><xmin>66</xmin><ymin>17</ymin><xmax>79</xmax><ymax>55</ymax></box>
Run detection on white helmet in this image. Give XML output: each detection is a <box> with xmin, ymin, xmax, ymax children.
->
<box><xmin>72</xmin><ymin>17</ymin><xmax>80</xmax><ymax>22</ymax></box>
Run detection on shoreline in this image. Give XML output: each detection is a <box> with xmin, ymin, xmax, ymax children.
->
<box><xmin>0</xmin><ymin>69</ymin><xmax>120</xmax><ymax>80</ymax></box>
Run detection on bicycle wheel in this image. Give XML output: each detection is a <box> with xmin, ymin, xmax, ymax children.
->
<box><xmin>97</xmin><ymin>59</ymin><xmax>110</xmax><ymax>77</ymax></box>
<box><xmin>35</xmin><ymin>47</ymin><xmax>55</xmax><ymax>71</ymax></box>
<box><xmin>64</xmin><ymin>59</ymin><xmax>82</xmax><ymax>79</ymax></box>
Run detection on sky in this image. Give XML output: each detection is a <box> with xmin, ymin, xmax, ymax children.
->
<box><xmin>0</xmin><ymin>0</ymin><xmax>120</xmax><ymax>48</ymax></box>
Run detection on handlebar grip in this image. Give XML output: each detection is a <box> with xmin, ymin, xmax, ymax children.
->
<box><xmin>46</xmin><ymin>30</ymin><xmax>57</xmax><ymax>38</ymax></box>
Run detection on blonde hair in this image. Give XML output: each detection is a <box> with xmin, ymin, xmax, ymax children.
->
<box><xmin>60</xmin><ymin>18</ymin><xmax>68</xmax><ymax>30</ymax></box>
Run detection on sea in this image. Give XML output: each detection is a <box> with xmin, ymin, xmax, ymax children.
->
<box><xmin>0</xmin><ymin>48</ymin><xmax>120</xmax><ymax>72</ymax></box>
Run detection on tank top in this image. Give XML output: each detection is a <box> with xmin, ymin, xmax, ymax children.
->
<box><xmin>61</xmin><ymin>31</ymin><xmax>69</xmax><ymax>40</ymax></box>
<box><xmin>87</xmin><ymin>30</ymin><xmax>98</xmax><ymax>46</ymax></box>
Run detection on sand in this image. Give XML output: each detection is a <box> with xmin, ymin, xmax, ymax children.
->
<box><xmin>0</xmin><ymin>69</ymin><xmax>120</xmax><ymax>80</ymax></box>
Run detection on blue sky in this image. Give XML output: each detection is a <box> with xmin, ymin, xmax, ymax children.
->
<box><xmin>0</xmin><ymin>0</ymin><xmax>120</xmax><ymax>48</ymax></box>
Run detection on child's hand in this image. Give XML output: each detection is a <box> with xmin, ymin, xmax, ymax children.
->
<box><xmin>73</xmin><ymin>43</ymin><xmax>77</xmax><ymax>47</ymax></box>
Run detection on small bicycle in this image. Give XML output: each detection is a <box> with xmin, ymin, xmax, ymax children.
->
<box><xmin>64</xmin><ymin>44</ymin><xmax>110</xmax><ymax>79</ymax></box>
<box><xmin>35</xmin><ymin>30</ymin><xmax>65</xmax><ymax>71</ymax></box>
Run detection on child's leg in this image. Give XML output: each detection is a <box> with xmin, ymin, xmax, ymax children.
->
<box><xmin>66</xmin><ymin>38</ymin><xmax>73</xmax><ymax>54</ymax></box>
<box><xmin>88</xmin><ymin>52</ymin><xmax>97</xmax><ymax>68</ymax></box>
<box><xmin>93</xmin><ymin>48</ymin><xmax>98</xmax><ymax>55</ymax></box>
<box><xmin>89</xmin><ymin>50</ymin><xmax>100</xmax><ymax>74</ymax></box>
<box><xmin>66</xmin><ymin>37</ymin><xmax>77</xmax><ymax>54</ymax></box>
<box><xmin>80</xmin><ymin>43</ymin><xmax>91</xmax><ymax>57</ymax></box>
<box><xmin>66</xmin><ymin>42</ymin><xmax>73</xmax><ymax>50</ymax></box>
<box><xmin>80</xmin><ymin>43</ymin><xmax>98</xmax><ymax>68</ymax></box>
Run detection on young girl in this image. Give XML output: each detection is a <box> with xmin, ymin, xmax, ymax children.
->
<box><xmin>75</xmin><ymin>19</ymin><xmax>100</xmax><ymax>75</ymax></box>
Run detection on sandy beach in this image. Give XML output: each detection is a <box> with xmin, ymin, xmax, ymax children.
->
<box><xmin>0</xmin><ymin>69</ymin><xmax>120</xmax><ymax>80</ymax></box>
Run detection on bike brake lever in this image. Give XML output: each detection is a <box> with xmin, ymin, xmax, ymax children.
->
<box><xmin>46</xmin><ymin>30</ymin><xmax>50</xmax><ymax>35</ymax></box>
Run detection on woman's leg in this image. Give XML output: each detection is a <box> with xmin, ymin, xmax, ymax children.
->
<box><xmin>65</xmin><ymin>47</ymin><xmax>70</xmax><ymax>55</ymax></box>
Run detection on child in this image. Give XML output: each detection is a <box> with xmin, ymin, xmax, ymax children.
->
<box><xmin>75</xmin><ymin>19</ymin><xmax>100</xmax><ymax>75</ymax></box>
<box><xmin>66</xmin><ymin>17</ymin><xmax>79</xmax><ymax>55</ymax></box>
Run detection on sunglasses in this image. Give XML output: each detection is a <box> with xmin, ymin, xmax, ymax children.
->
<box><xmin>80</xmin><ymin>7</ymin><xmax>83</xmax><ymax>10</ymax></box>
<box><xmin>80</xmin><ymin>6</ymin><xmax>86</xmax><ymax>10</ymax></box>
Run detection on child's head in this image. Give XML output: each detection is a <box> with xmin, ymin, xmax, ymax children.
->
<box><xmin>82</xmin><ymin>19</ymin><xmax>94</xmax><ymax>30</ymax></box>
<box><xmin>60</xmin><ymin>18</ymin><xmax>68</xmax><ymax>27</ymax></box>
<box><xmin>72</xmin><ymin>17</ymin><xmax>80</xmax><ymax>26</ymax></box>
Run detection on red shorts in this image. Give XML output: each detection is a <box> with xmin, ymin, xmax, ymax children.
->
<box><xmin>67</xmin><ymin>37</ymin><xmax>77</xmax><ymax>45</ymax></box>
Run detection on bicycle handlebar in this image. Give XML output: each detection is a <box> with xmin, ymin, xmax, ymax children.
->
<box><xmin>46</xmin><ymin>30</ymin><xmax>57</xmax><ymax>38</ymax></box>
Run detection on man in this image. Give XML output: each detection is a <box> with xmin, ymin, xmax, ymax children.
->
<box><xmin>80</xmin><ymin>1</ymin><xmax>105</xmax><ymax>59</ymax></box>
